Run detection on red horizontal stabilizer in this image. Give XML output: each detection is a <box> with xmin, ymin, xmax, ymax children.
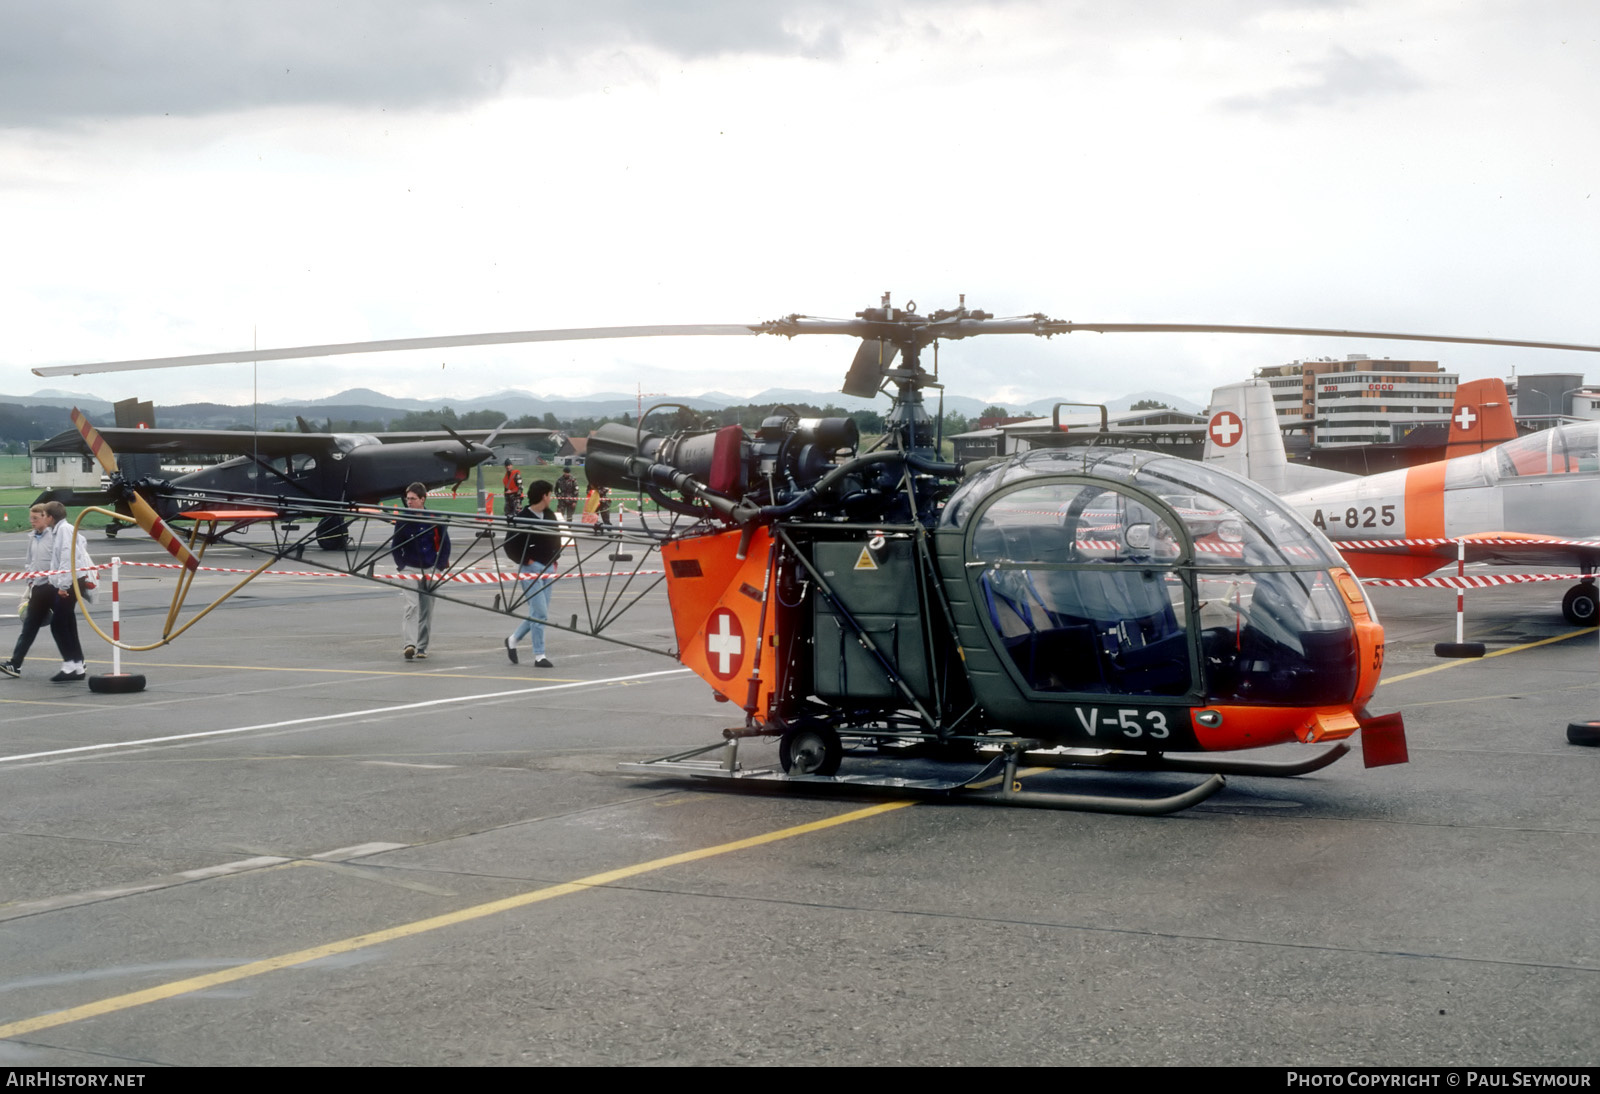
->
<box><xmin>1359</xmin><ymin>711</ymin><xmax>1409</xmax><ymax>768</ymax></box>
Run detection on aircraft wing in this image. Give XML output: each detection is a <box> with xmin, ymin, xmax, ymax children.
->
<box><xmin>1337</xmin><ymin>533</ymin><xmax>1600</xmax><ymax>579</ymax></box>
<box><xmin>371</xmin><ymin>428</ymin><xmax>554</xmax><ymax>444</ymax></box>
<box><xmin>32</xmin><ymin>426</ymin><xmax>343</xmax><ymax>459</ymax></box>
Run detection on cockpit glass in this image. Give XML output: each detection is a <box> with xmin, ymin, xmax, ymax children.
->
<box><xmin>1496</xmin><ymin>423</ymin><xmax>1600</xmax><ymax>478</ymax></box>
<box><xmin>1131</xmin><ymin>462</ymin><xmax>1340</xmax><ymax>569</ymax></box>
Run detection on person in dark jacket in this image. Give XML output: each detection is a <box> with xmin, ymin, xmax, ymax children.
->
<box><xmin>505</xmin><ymin>479</ymin><xmax>562</xmax><ymax>668</ymax></box>
<box><xmin>392</xmin><ymin>482</ymin><xmax>452</xmax><ymax>660</ymax></box>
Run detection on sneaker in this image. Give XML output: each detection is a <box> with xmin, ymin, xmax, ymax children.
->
<box><xmin>404</xmin><ymin>645</ymin><xmax>416</xmax><ymax>660</ymax></box>
<box><xmin>533</xmin><ymin>656</ymin><xmax>554</xmax><ymax>669</ymax></box>
<box><xmin>414</xmin><ymin>651</ymin><xmax>427</xmax><ymax>660</ymax></box>
<box><xmin>504</xmin><ymin>636</ymin><xmax>518</xmax><ymax>665</ymax></box>
<box><xmin>50</xmin><ymin>669</ymin><xmax>86</xmax><ymax>683</ymax></box>
<box><xmin>0</xmin><ymin>661</ymin><xmax>18</xmax><ymax>678</ymax></box>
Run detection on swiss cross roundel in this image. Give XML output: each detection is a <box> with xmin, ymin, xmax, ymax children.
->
<box><xmin>704</xmin><ymin>607</ymin><xmax>745</xmax><ymax>681</ymax></box>
<box><xmin>1208</xmin><ymin>410</ymin><xmax>1243</xmax><ymax>447</ymax></box>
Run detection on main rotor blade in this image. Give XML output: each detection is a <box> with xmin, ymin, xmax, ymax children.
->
<box><xmin>34</xmin><ymin>324</ymin><xmax>763</xmax><ymax>377</ymax></box>
<box><xmin>763</xmin><ymin>314</ymin><xmax>1600</xmax><ymax>354</ymax></box>
<box><xmin>35</xmin><ymin>313</ymin><xmax>1600</xmax><ymax>379</ymax></box>
<box><xmin>1031</xmin><ymin>321</ymin><xmax>1600</xmax><ymax>354</ymax></box>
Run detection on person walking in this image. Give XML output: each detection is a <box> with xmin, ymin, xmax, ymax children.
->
<box><xmin>504</xmin><ymin>479</ymin><xmax>562</xmax><ymax>668</ymax></box>
<box><xmin>1</xmin><ymin>501</ymin><xmax>93</xmax><ymax>682</ymax></box>
<box><xmin>391</xmin><ymin>482</ymin><xmax>452</xmax><ymax>660</ymax></box>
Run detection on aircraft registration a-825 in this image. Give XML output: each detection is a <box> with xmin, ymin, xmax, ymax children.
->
<box><xmin>1205</xmin><ymin>379</ymin><xmax>1600</xmax><ymax>625</ymax></box>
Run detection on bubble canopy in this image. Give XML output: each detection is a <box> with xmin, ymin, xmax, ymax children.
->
<box><xmin>942</xmin><ymin>447</ymin><xmax>1342</xmax><ymax>570</ymax></box>
<box><xmin>939</xmin><ymin>448</ymin><xmax>1360</xmax><ymax>707</ymax></box>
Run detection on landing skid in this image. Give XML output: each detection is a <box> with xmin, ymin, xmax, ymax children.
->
<box><xmin>618</xmin><ymin>738</ymin><xmax>1226</xmax><ymax>816</ymax></box>
<box><xmin>1025</xmin><ymin>742</ymin><xmax>1352</xmax><ymax>778</ymax></box>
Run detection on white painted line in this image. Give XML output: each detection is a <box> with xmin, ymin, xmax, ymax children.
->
<box><xmin>177</xmin><ymin>856</ymin><xmax>291</xmax><ymax>880</ymax></box>
<box><xmin>311</xmin><ymin>842</ymin><xmax>408</xmax><ymax>861</ymax></box>
<box><xmin>0</xmin><ymin>668</ymin><xmax>692</xmax><ymax>767</ymax></box>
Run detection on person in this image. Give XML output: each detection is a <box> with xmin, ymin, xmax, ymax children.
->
<box><xmin>504</xmin><ymin>479</ymin><xmax>562</xmax><ymax>668</ymax></box>
<box><xmin>596</xmin><ymin>485</ymin><xmax>613</xmax><ymax>530</ymax></box>
<box><xmin>391</xmin><ymin>482</ymin><xmax>451</xmax><ymax>660</ymax></box>
<box><xmin>554</xmin><ymin>467</ymin><xmax>579</xmax><ymax>522</ymax></box>
<box><xmin>501</xmin><ymin>459</ymin><xmax>523</xmax><ymax>516</ymax></box>
<box><xmin>1</xmin><ymin>501</ymin><xmax>92</xmax><ymax>682</ymax></box>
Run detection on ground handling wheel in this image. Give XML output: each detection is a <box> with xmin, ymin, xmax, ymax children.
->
<box><xmin>779</xmin><ymin>725</ymin><xmax>844</xmax><ymax>777</ymax></box>
<box><xmin>1562</xmin><ymin>582</ymin><xmax>1599</xmax><ymax>626</ymax></box>
<box><xmin>1567</xmin><ymin>721</ymin><xmax>1600</xmax><ymax>746</ymax></box>
<box><xmin>89</xmin><ymin>673</ymin><xmax>146</xmax><ymax>694</ymax></box>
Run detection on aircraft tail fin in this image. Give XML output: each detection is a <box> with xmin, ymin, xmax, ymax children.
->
<box><xmin>1445</xmin><ymin>378</ymin><xmax>1517</xmax><ymax>458</ymax></box>
<box><xmin>1203</xmin><ymin>380</ymin><xmax>1291</xmax><ymax>493</ymax></box>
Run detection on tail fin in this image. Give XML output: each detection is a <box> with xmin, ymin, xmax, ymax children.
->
<box><xmin>1445</xmin><ymin>378</ymin><xmax>1516</xmax><ymax>458</ymax></box>
<box><xmin>1203</xmin><ymin>380</ymin><xmax>1291</xmax><ymax>492</ymax></box>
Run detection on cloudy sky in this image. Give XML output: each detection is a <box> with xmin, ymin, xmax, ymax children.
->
<box><xmin>2</xmin><ymin>1</ymin><xmax>1595</xmax><ymax>410</ymax></box>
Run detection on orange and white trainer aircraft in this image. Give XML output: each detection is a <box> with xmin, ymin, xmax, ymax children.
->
<box><xmin>1204</xmin><ymin>378</ymin><xmax>1600</xmax><ymax>625</ymax></box>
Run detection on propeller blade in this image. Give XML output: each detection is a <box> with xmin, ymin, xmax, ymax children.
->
<box><xmin>71</xmin><ymin>407</ymin><xmax>198</xmax><ymax>571</ymax></box>
<box><xmin>126</xmin><ymin>493</ymin><xmax>201</xmax><ymax>572</ymax></box>
<box><xmin>35</xmin><ymin>323</ymin><xmax>764</xmax><ymax>377</ymax></box>
<box><xmin>70</xmin><ymin>407</ymin><xmax>120</xmax><ymax>476</ymax></box>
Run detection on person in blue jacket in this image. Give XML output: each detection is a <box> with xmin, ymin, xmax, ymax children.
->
<box><xmin>392</xmin><ymin>482</ymin><xmax>452</xmax><ymax>660</ymax></box>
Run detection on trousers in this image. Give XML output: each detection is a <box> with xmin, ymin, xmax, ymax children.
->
<box><xmin>510</xmin><ymin>562</ymin><xmax>555</xmax><ymax>657</ymax></box>
<box><xmin>12</xmin><ymin>584</ymin><xmax>84</xmax><ymax>669</ymax></box>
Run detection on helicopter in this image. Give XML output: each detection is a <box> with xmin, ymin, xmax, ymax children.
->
<box><xmin>34</xmin><ymin>296</ymin><xmax>1600</xmax><ymax>812</ymax></box>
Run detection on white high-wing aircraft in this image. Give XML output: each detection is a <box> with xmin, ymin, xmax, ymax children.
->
<box><xmin>1204</xmin><ymin>379</ymin><xmax>1600</xmax><ymax>624</ymax></box>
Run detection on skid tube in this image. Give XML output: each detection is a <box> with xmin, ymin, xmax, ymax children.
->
<box><xmin>618</xmin><ymin>736</ymin><xmax>1225</xmax><ymax>816</ymax></box>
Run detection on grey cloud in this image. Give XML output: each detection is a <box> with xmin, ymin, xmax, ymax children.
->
<box><xmin>0</xmin><ymin>0</ymin><xmax>946</xmax><ymax>127</ymax></box>
<box><xmin>1220</xmin><ymin>45</ymin><xmax>1424</xmax><ymax>114</ymax></box>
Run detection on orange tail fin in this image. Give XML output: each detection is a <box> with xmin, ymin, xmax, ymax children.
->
<box><xmin>1445</xmin><ymin>378</ymin><xmax>1517</xmax><ymax>458</ymax></box>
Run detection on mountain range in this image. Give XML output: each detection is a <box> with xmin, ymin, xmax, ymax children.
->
<box><xmin>0</xmin><ymin>386</ymin><xmax>1203</xmax><ymax>433</ymax></box>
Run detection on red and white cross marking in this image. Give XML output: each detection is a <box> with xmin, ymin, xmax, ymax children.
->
<box><xmin>705</xmin><ymin>607</ymin><xmax>744</xmax><ymax>680</ymax></box>
<box><xmin>1208</xmin><ymin>410</ymin><xmax>1243</xmax><ymax>448</ymax></box>
<box><xmin>1454</xmin><ymin>405</ymin><xmax>1477</xmax><ymax>431</ymax></box>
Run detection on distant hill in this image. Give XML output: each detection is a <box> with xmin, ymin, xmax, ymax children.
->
<box><xmin>0</xmin><ymin>385</ymin><xmax>1202</xmax><ymax>439</ymax></box>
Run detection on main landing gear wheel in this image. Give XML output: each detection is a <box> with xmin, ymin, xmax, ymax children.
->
<box><xmin>89</xmin><ymin>673</ymin><xmax>146</xmax><ymax>694</ymax></box>
<box><xmin>779</xmin><ymin>725</ymin><xmax>843</xmax><ymax>776</ymax></box>
<box><xmin>1562</xmin><ymin>583</ymin><xmax>1599</xmax><ymax>626</ymax></box>
<box><xmin>315</xmin><ymin>516</ymin><xmax>350</xmax><ymax>552</ymax></box>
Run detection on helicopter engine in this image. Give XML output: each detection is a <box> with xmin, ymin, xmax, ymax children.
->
<box><xmin>583</xmin><ymin>413</ymin><xmax>952</xmax><ymax>526</ymax></box>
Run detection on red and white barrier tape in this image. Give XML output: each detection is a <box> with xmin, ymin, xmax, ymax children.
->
<box><xmin>97</xmin><ymin>560</ymin><xmax>661</xmax><ymax>582</ymax></box>
<box><xmin>1360</xmin><ymin>572</ymin><xmax>1590</xmax><ymax>590</ymax></box>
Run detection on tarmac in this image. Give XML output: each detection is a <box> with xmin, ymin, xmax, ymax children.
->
<box><xmin>0</xmin><ymin>524</ymin><xmax>1595</xmax><ymax>1067</ymax></box>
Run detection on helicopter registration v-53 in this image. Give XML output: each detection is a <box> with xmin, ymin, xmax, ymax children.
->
<box><xmin>38</xmin><ymin>296</ymin><xmax>1600</xmax><ymax>812</ymax></box>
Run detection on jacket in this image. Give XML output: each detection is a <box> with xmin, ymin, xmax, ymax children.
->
<box><xmin>392</xmin><ymin>517</ymin><xmax>452</xmax><ymax>570</ymax></box>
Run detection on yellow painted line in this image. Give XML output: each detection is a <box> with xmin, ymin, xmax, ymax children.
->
<box><xmin>1381</xmin><ymin>628</ymin><xmax>1594</xmax><ymax>685</ymax></box>
<box><xmin>0</xmin><ymin>800</ymin><xmax>914</xmax><ymax>1040</ymax></box>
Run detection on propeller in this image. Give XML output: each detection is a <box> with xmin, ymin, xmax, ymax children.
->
<box><xmin>70</xmin><ymin>408</ymin><xmax>200</xmax><ymax>572</ymax></box>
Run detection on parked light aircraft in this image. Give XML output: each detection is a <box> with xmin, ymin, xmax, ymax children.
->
<box><xmin>1204</xmin><ymin>378</ymin><xmax>1600</xmax><ymax>624</ymax></box>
